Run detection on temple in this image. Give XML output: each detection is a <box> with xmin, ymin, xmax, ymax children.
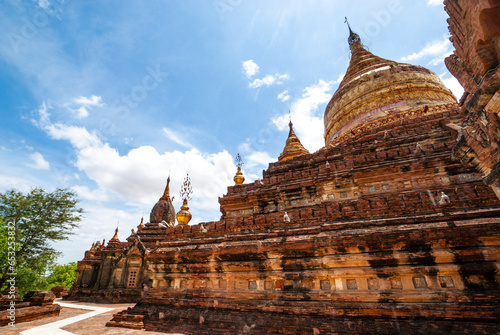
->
<box><xmin>68</xmin><ymin>2</ymin><xmax>500</xmax><ymax>334</ymax></box>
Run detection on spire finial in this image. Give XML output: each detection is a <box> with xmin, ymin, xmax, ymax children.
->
<box><xmin>162</xmin><ymin>175</ymin><xmax>171</xmax><ymax>200</ymax></box>
<box><xmin>235</xmin><ymin>153</ymin><xmax>244</xmax><ymax>168</ymax></box>
<box><xmin>288</xmin><ymin>110</ymin><xmax>292</xmax><ymax>128</ymax></box>
<box><xmin>345</xmin><ymin>17</ymin><xmax>361</xmax><ymax>47</ymax></box>
<box><xmin>278</xmin><ymin>114</ymin><xmax>310</xmax><ymax>162</ymax></box>
<box><xmin>179</xmin><ymin>173</ymin><xmax>193</xmax><ymax>202</ymax></box>
<box><xmin>345</xmin><ymin>17</ymin><xmax>352</xmax><ymax>33</ymax></box>
<box><xmin>110</xmin><ymin>225</ymin><xmax>119</xmax><ymax>242</ymax></box>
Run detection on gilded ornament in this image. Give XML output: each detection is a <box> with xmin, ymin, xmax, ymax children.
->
<box><xmin>176</xmin><ymin>174</ymin><xmax>193</xmax><ymax>225</ymax></box>
<box><xmin>234</xmin><ymin>153</ymin><xmax>245</xmax><ymax>185</ymax></box>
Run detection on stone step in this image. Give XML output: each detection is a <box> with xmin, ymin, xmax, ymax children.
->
<box><xmin>105</xmin><ymin>311</ymin><xmax>146</xmax><ymax>330</ymax></box>
<box><xmin>106</xmin><ymin>320</ymin><xmax>144</xmax><ymax>329</ymax></box>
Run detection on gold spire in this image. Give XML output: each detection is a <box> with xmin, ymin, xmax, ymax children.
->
<box><xmin>345</xmin><ymin>17</ymin><xmax>361</xmax><ymax>47</ymax></box>
<box><xmin>323</xmin><ymin>20</ymin><xmax>456</xmax><ymax>144</ymax></box>
<box><xmin>138</xmin><ymin>217</ymin><xmax>144</xmax><ymax>230</ymax></box>
<box><xmin>109</xmin><ymin>227</ymin><xmax>120</xmax><ymax>242</ymax></box>
<box><xmin>161</xmin><ymin>176</ymin><xmax>171</xmax><ymax>200</ymax></box>
<box><xmin>278</xmin><ymin>121</ymin><xmax>310</xmax><ymax>162</ymax></box>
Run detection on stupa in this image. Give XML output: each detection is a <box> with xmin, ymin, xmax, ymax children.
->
<box><xmin>69</xmin><ymin>4</ymin><xmax>500</xmax><ymax>334</ymax></box>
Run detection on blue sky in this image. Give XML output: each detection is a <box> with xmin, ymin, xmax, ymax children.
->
<box><xmin>0</xmin><ymin>0</ymin><xmax>462</xmax><ymax>264</ymax></box>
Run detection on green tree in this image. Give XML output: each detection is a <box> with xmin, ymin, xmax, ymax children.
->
<box><xmin>0</xmin><ymin>188</ymin><xmax>83</xmax><ymax>292</ymax></box>
<box><xmin>45</xmin><ymin>262</ymin><xmax>77</xmax><ymax>290</ymax></box>
<box><xmin>16</xmin><ymin>266</ymin><xmax>51</xmax><ymax>297</ymax></box>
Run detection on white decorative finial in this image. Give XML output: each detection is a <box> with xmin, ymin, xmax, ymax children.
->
<box><xmin>438</xmin><ymin>192</ymin><xmax>450</xmax><ymax>206</ymax></box>
<box><xmin>414</xmin><ymin>142</ymin><xmax>423</xmax><ymax>154</ymax></box>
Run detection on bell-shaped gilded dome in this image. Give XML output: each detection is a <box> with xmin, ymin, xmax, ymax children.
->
<box><xmin>278</xmin><ymin>121</ymin><xmax>310</xmax><ymax>161</ymax></box>
<box><xmin>324</xmin><ymin>27</ymin><xmax>456</xmax><ymax>144</ymax></box>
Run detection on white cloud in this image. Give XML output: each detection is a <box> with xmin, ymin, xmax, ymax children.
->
<box><xmin>73</xmin><ymin>95</ymin><xmax>104</xmax><ymax>107</ymax></box>
<box><xmin>0</xmin><ymin>174</ymin><xmax>36</xmax><ymax>192</ymax></box>
<box><xmin>401</xmin><ymin>38</ymin><xmax>453</xmax><ymax>64</ymax></box>
<box><xmin>163</xmin><ymin>127</ymin><xmax>193</xmax><ymax>148</ymax></box>
<box><xmin>33</xmin><ymin>103</ymin><xmax>237</xmax><ymax>219</ymax></box>
<box><xmin>334</xmin><ymin>73</ymin><xmax>345</xmax><ymax>84</ymax></box>
<box><xmin>71</xmin><ymin>185</ymin><xmax>111</xmax><ymax>202</ymax></box>
<box><xmin>66</xmin><ymin>95</ymin><xmax>104</xmax><ymax>119</ymax></box>
<box><xmin>244</xmin><ymin>151</ymin><xmax>275</xmax><ymax>169</ymax></box>
<box><xmin>242</xmin><ymin>60</ymin><xmax>259</xmax><ymax>78</ymax></box>
<box><xmin>74</xmin><ymin>144</ymin><xmax>235</xmax><ymax>213</ymax></box>
<box><xmin>273</xmin><ymin>79</ymin><xmax>333</xmax><ymax>152</ymax></box>
<box><xmin>238</xmin><ymin>139</ymin><xmax>252</xmax><ymax>153</ymax></box>
<box><xmin>427</xmin><ymin>57</ymin><xmax>446</xmax><ymax>66</ymax></box>
<box><xmin>249</xmin><ymin>73</ymin><xmax>290</xmax><ymax>88</ymax></box>
<box><xmin>74</xmin><ymin>106</ymin><xmax>90</xmax><ymax>119</ymax></box>
<box><xmin>277</xmin><ymin>90</ymin><xmax>290</xmax><ymax>102</ymax></box>
<box><xmin>33</xmin><ymin>101</ymin><xmax>51</xmax><ymax>126</ymax></box>
<box><xmin>45</xmin><ymin>123</ymin><xmax>102</xmax><ymax>149</ymax></box>
<box><xmin>56</xmin><ymin>202</ymin><xmax>142</xmax><ymax>264</ymax></box>
<box><xmin>250</xmin><ymin>75</ymin><xmax>276</xmax><ymax>88</ymax></box>
<box><xmin>442</xmin><ymin>76</ymin><xmax>464</xmax><ymax>100</ymax></box>
<box><xmin>27</xmin><ymin>152</ymin><xmax>50</xmax><ymax>170</ymax></box>
<box><xmin>427</xmin><ymin>0</ymin><xmax>442</xmax><ymax>6</ymax></box>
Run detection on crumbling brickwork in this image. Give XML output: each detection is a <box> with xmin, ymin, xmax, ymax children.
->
<box><xmin>0</xmin><ymin>291</ymin><xmax>61</xmax><ymax>326</ymax></box>
<box><xmin>445</xmin><ymin>0</ymin><xmax>500</xmax><ymax>189</ymax></box>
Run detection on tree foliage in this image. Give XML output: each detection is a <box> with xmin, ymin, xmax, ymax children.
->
<box><xmin>0</xmin><ymin>188</ymin><xmax>83</xmax><ymax>292</ymax></box>
<box><xmin>45</xmin><ymin>262</ymin><xmax>77</xmax><ymax>290</ymax></box>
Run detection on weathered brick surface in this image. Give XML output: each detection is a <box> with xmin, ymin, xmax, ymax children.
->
<box><xmin>22</xmin><ymin>291</ymin><xmax>56</xmax><ymax>307</ymax></box>
<box><xmin>0</xmin><ymin>304</ymin><xmax>61</xmax><ymax>327</ymax></box>
<box><xmin>0</xmin><ymin>291</ymin><xmax>61</xmax><ymax>327</ymax></box>
<box><xmin>50</xmin><ymin>286</ymin><xmax>68</xmax><ymax>298</ymax></box>
<box><xmin>445</xmin><ymin>0</ymin><xmax>500</xmax><ymax>187</ymax></box>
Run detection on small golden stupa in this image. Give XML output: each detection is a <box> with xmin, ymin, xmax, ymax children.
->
<box><xmin>109</xmin><ymin>227</ymin><xmax>120</xmax><ymax>242</ymax></box>
<box><xmin>176</xmin><ymin>174</ymin><xmax>193</xmax><ymax>225</ymax></box>
<box><xmin>137</xmin><ymin>217</ymin><xmax>144</xmax><ymax>230</ymax></box>
<box><xmin>278</xmin><ymin>121</ymin><xmax>310</xmax><ymax>161</ymax></box>
<box><xmin>233</xmin><ymin>153</ymin><xmax>245</xmax><ymax>185</ymax></box>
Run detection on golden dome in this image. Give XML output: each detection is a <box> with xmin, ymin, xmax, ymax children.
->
<box><xmin>278</xmin><ymin>121</ymin><xmax>310</xmax><ymax>162</ymax></box>
<box><xmin>176</xmin><ymin>199</ymin><xmax>192</xmax><ymax>225</ymax></box>
<box><xmin>324</xmin><ymin>28</ymin><xmax>456</xmax><ymax>144</ymax></box>
<box><xmin>233</xmin><ymin>166</ymin><xmax>245</xmax><ymax>185</ymax></box>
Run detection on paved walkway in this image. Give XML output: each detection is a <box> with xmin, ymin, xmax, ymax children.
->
<box><xmin>1</xmin><ymin>300</ymin><xmax>182</xmax><ymax>335</ymax></box>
